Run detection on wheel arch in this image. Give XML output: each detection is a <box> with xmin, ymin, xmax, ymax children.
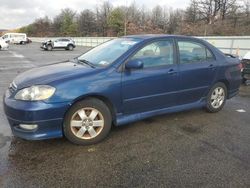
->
<box><xmin>65</xmin><ymin>94</ymin><xmax>117</xmax><ymax>125</ymax></box>
<box><xmin>67</xmin><ymin>44</ymin><xmax>74</xmax><ymax>49</ymax></box>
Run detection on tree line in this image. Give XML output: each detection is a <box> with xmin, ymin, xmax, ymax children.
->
<box><xmin>18</xmin><ymin>0</ymin><xmax>250</xmax><ymax>37</ymax></box>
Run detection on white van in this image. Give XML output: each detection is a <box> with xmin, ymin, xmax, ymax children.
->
<box><xmin>2</xmin><ymin>33</ymin><xmax>27</xmax><ymax>44</ymax></box>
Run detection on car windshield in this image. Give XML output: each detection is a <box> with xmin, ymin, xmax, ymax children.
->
<box><xmin>77</xmin><ymin>38</ymin><xmax>141</xmax><ymax>67</ymax></box>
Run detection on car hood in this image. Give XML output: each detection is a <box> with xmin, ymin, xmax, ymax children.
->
<box><xmin>13</xmin><ymin>61</ymin><xmax>96</xmax><ymax>88</ymax></box>
<box><xmin>42</xmin><ymin>40</ymin><xmax>51</xmax><ymax>43</ymax></box>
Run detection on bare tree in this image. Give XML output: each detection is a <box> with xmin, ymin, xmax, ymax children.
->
<box><xmin>185</xmin><ymin>0</ymin><xmax>200</xmax><ymax>23</ymax></box>
<box><xmin>220</xmin><ymin>0</ymin><xmax>238</xmax><ymax>20</ymax></box>
<box><xmin>18</xmin><ymin>0</ymin><xmax>249</xmax><ymax>37</ymax></box>
<box><xmin>244</xmin><ymin>0</ymin><xmax>250</xmax><ymax>17</ymax></box>
<box><xmin>96</xmin><ymin>1</ymin><xmax>112</xmax><ymax>36</ymax></box>
<box><xmin>78</xmin><ymin>9</ymin><xmax>96</xmax><ymax>36</ymax></box>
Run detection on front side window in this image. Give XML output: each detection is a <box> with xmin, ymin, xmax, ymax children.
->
<box><xmin>178</xmin><ymin>41</ymin><xmax>214</xmax><ymax>64</ymax></box>
<box><xmin>131</xmin><ymin>39</ymin><xmax>174</xmax><ymax>68</ymax></box>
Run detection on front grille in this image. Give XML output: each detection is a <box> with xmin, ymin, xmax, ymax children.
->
<box><xmin>9</xmin><ymin>82</ymin><xmax>17</xmax><ymax>94</ymax></box>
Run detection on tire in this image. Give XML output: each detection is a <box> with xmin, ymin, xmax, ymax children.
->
<box><xmin>67</xmin><ymin>44</ymin><xmax>74</xmax><ymax>51</ymax></box>
<box><xmin>63</xmin><ymin>98</ymin><xmax>112</xmax><ymax>145</ymax></box>
<box><xmin>0</xmin><ymin>45</ymin><xmax>1</xmax><ymax>50</ymax></box>
<box><xmin>47</xmin><ymin>45</ymin><xmax>53</xmax><ymax>51</ymax></box>
<box><xmin>206</xmin><ymin>82</ymin><xmax>227</xmax><ymax>113</ymax></box>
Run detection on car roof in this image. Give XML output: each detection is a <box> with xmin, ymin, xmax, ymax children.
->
<box><xmin>122</xmin><ymin>34</ymin><xmax>196</xmax><ymax>40</ymax></box>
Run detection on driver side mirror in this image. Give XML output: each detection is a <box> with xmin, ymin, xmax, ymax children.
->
<box><xmin>125</xmin><ymin>59</ymin><xmax>144</xmax><ymax>70</ymax></box>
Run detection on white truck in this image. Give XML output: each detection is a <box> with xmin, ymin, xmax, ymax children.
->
<box><xmin>1</xmin><ymin>33</ymin><xmax>27</xmax><ymax>44</ymax></box>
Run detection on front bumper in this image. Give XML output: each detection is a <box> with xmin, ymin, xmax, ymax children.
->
<box><xmin>3</xmin><ymin>93</ymin><xmax>71</xmax><ymax>140</ymax></box>
<box><xmin>40</xmin><ymin>43</ymin><xmax>47</xmax><ymax>49</ymax></box>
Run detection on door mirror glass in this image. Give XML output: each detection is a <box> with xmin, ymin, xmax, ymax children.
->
<box><xmin>125</xmin><ymin>59</ymin><xmax>144</xmax><ymax>69</ymax></box>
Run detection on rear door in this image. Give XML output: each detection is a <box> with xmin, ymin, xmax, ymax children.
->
<box><xmin>61</xmin><ymin>39</ymin><xmax>70</xmax><ymax>47</ymax></box>
<box><xmin>122</xmin><ymin>38</ymin><xmax>179</xmax><ymax>114</ymax></box>
<box><xmin>176</xmin><ymin>39</ymin><xmax>217</xmax><ymax>105</ymax></box>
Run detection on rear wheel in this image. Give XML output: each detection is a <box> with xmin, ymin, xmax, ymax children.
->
<box><xmin>67</xmin><ymin>44</ymin><xmax>74</xmax><ymax>51</ymax></box>
<box><xmin>63</xmin><ymin>98</ymin><xmax>112</xmax><ymax>145</ymax></box>
<box><xmin>206</xmin><ymin>82</ymin><xmax>227</xmax><ymax>113</ymax></box>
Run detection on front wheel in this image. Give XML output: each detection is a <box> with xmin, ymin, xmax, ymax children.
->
<box><xmin>206</xmin><ymin>82</ymin><xmax>227</xmax><ymax>113</ymax></box>
<box><xmin>63</xmin><ymin>98</ymin><xmax>112</xmax><ymax>145</ymax></box>
<box><xmin>47</xmin><ymin>45</ymin><xmax>53</xmax><ymax>51</ymax></box>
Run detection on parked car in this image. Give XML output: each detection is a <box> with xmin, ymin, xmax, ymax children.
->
<box><xmin>4</xmin><ymin>35</ymin><xmax>242</xmax><ymax>145</ymax></box>
<box><xmin>241</xmin><ymin>51</ymin><xmax>250</xmax><ymax>84</ymax></box>
<box><xmin>41</xmin><ymin>38</ymin><xmax>75</xmax><ymax>51</ymax></box>
<box><xmin>1</xmin><ymin>33</ymin><xmax>27</xmax><ymax>44</ymax></box>
<box><xmin>0</xmin><ymin>39</ymin><xmax>9</xmax><ymax>50</ymax></box>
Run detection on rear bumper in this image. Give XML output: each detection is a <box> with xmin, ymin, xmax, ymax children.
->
<box><xmin>3</xmin><ymin>93</ymin><xmax>71</xmax><ymax>140</ymax></box>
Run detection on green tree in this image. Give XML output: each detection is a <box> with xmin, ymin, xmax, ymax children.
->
<box><xmin>53</xmin><ymin>8</ymin><xmax>77</xmax><ymax>36</ymax></box>
<box><xmin>108</xmin><ymin>8</ymin><xmax>125</xmax><ymax>36</ymax></box>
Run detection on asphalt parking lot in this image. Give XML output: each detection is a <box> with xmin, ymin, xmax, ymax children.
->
<box><xmin>0</xmin><ymin>43</ymin><xmax>250</xmax><ymax>187</ymax></box>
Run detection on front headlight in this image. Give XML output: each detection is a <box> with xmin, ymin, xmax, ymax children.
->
<box><xmin>15</xmin><ymin>85</ymin><xmax>56</xmax><ymax>101</ymax></box>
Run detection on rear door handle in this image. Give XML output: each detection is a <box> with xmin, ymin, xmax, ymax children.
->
<box><xmin>167</xmin><ymin>69</ymin><xmax>177</xmax><ymax>75</ymax></box>
<box><xmin>209</xmin><ymin>64</ymin><xmax>214</xmax><ymax>68</ymax></box>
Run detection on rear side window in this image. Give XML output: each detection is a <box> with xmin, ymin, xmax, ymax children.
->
<box><xmin>178</xmin><ymin>41</ymin><xmax>214</xmax><ymax>64</ymax></box>
<box><xmin>131</xmin><ymin>39</ymin><xmax>174</xmax><ymax>68</ymax></box>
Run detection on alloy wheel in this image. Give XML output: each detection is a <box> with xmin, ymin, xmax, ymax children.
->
<box><xmin>70</xmin><ymin>107</ymin><xmax>104</xmax><ymax>140</ymax></box>
<box><xmin>210</xmin><ymin>87</ymin><xmax>225</xmax><ymax>109</ymax></box>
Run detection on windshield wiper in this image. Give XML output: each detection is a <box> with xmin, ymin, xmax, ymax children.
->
<box><xmin>75</xmin><ymin>58</ymin><xmax>96</xmax><ymax>68</ymax></box>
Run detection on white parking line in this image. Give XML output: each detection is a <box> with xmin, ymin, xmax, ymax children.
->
<box><xmin>236</xmin><ymin>109</ymin><xmax>246</xmax><ymax>113</ymax></box>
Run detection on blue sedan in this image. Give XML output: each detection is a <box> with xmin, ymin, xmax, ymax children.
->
<box><xmin>3</xmin><ymin>35</ymin><xmax>242</xmax><ymax>145</ymax></box>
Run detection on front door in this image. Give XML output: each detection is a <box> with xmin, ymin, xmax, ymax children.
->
<box><xmin>122</xmin><ymin>39</ymin><xmax>179</xmax><ymax>114</ymax></box>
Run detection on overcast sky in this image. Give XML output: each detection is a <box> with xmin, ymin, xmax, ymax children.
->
<box><xmin>0</xmin><ymin>0</ymin><xmax>189</xmax><ymax>29</ymax></box>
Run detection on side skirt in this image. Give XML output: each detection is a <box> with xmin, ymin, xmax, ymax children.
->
<box><xmin>115</xmin><ymin>98</ymin><xmax>206</xmax><ymax>126</ymax></box>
